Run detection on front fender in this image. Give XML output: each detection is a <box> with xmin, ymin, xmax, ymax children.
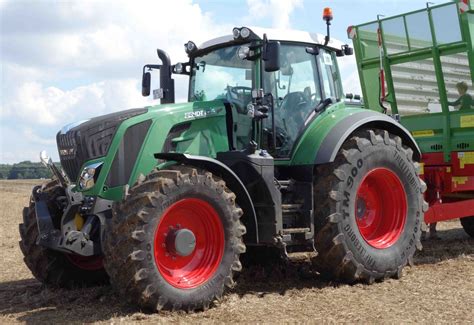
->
<box><xmin>155</xmin><ymin>153</ymin><xmax>259</xmax><ymax>244</ymax></box>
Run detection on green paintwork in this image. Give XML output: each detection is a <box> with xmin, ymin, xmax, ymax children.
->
<box><xmin>286</xmin><ymin>102</ymin><xmax>365</xmax><ymax>165</ymax></box>
<box><xmin>78</xmin><ymin>98</ymin><xmax>369</xmax><ymax>200</ymax></box>
<box><xmin>70</xmin><ymin>32</ymin><xmax>399</xmax><ymax>202</ymax></box>
<box><xmin>351</xmin><ymin>1</ymin><xmax>474</xmax><ymax>162</ymax></box>
<box><xmin>78</xmin><ymin>100</ymin><xmax>232</xmax><ymax>201</ymax></box>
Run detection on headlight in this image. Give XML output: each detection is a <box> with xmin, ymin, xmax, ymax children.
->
<box><xmin>240</xmin><ymin>27</ymin><xmax>250</xmax><ymax>39</ymax></box>
<box><xmin>78</xmin><ymin>162</ymin><xmax>103</xmax><ymax>191</ymax></box>
<box><xmin>232</xmin><ymin>26</ymin><xmax>254</xmax><ymax>40</ymax></box>
<box><xmin>232</xmin><ymin>27</ymin><xmax>241</xmax><ymax>39</ymax></box>
<box><xmin>174</xmin><ymin>62</ymin><xmax>184</xmax><ymax>74</ymax></box>
<box><xmin>184</xmin><ymin>41</ymin><xmax>197</xmax><ymax>54</ymax></box>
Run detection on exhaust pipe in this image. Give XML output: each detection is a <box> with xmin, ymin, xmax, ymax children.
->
<box><xmin>157</xmin><ymin>49</ymin><xmax>175</xmax><ymax>104</ymax></box>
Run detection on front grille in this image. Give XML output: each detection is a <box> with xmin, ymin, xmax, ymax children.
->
<box><xmin>57</xmin><ymin>131</ymin><xmax>82</xmax><ymax>181</ymax></box>
<box><xmin>57</xmin><ymin>108</ymin><xmax>148</xmax><ymax>181</ymax></box>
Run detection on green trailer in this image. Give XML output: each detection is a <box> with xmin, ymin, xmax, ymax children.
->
<box><xmin>350</xmin><ymin>0</ymin><xmax>474</xmax><ymax>232</ymax></box>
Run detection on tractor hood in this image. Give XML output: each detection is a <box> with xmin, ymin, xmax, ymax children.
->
<box><xmin>57</xmin><ymin>100</ymin><xmax>228</xmax><ymax>185</ymax></box>
<box><xmin>56</xmin><ymin>108</ymin><xmax>148</xmax><ymax>181</ymax></box>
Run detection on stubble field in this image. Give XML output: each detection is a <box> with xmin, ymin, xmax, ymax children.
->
<box><xmin>0</xmin><ymin>179</ymin><xmax>473</xmax><ymax>324</ymax></box>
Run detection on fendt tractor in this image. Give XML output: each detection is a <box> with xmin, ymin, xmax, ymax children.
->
<box><xmin>350</xmin><ymin>0</ymin><xmax>474</xmax><ymax>236</ymax></box>
<box><xmin>20</xmin><ymin>8</ymin><xmax>427</xmax><ymax>311</ymax></box>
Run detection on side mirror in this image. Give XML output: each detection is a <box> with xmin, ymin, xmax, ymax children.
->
<box><xmin>39</xmin><ymin>150</ymin><xmax>52</xmax><ymax>167</ymax></box>
<box><xmin>142</xmin><ymin>71</ymin><xmax>151</xmax><ymax>96</ymax></box>
<box><xmin>263</xmin><ymin>40</ymin><xmax>280</xmax><ymax>72</ymax></box>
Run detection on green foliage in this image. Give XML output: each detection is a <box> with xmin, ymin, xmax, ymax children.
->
<box><xmin>0</xmin><ymin>161</ymin><xmax>53</xmax><ymax>179</ymax></box>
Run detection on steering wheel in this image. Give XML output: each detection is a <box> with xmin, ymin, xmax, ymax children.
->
<box><xmin>226</xmin><ymin>86</ymin><xmax>253</xmax><ymax>114</ymax></box>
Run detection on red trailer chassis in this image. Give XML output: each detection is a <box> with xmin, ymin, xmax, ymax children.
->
<box><xmin>422</xmin><ymin>152</ymin><xmax>474</xmax><ymax>223</ymax></box>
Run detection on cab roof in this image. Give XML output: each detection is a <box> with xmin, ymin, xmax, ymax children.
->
<box><xmin>198</xmin><ymin>27</ymin><xmax>346</xmax><ymax>52</ymax></box>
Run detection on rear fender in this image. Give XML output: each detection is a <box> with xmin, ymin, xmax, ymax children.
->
<box><xmin>310</xmin><ymin>110</ymin><xmax>421</xmax><ymax>165</ymax></box>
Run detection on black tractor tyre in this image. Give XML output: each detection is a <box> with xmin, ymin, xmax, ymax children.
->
<box><xmin>103</xmin><ymin>166</ymin><xmax>246</xmax><ymax>312</ymax></box>
<box><xmin>460</xmin><ymin>216</ymin><xmax>474</xmax><ymax>238</ymax></box>
<box><xmin>19</xmin><ymin>180</ymin><xmax>108</xmax><ymax>287</ymax></box>
<box><xmin>312</xmin><ymin>129</ymin><xmax>427</xmax><ymax>283</ymax></box>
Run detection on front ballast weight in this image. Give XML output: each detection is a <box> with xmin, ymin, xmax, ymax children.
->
<box><xmin>20</xmin><ymin>180</ymin><xmax>108</xmax><ymax>287</ymax></box>
<box><xmin>32</xmin><ymin>183</ymin><xmax>111</xmax><ymax>257</ymax></box>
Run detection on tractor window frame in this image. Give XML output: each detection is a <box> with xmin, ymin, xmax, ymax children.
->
<box><xmin>262</xmin><ymin>42</ymin><xmax>327</xmax><ymax>159</ymax></box>
<box><xmin>187</xmin><ymin>44</ymin><xmax>256</xmax><ymax>103</ymax></box>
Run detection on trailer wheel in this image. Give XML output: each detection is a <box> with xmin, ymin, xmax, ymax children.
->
<box><xmin>19</xmin><ymin>180</ymin><xmax>108</xmax><ymax>287</ymax></box>
<box><xmin>103</xmin><ymin>166</ymin><xmax>245</xmax><ymax>312</ymax></box>
<box><xmin>312</xmin><ymin>129</ymin><xmax>426</xmax><ymax>283</ymax></box>
<box><xmin>460</xmin><ymin>216</ymin><xmax>474</xmax><ymax>238</ymax></box>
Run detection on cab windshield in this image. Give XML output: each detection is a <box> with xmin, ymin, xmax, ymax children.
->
<box><xmin>189</xmin><ymin>45</ymin><xmax>255</xmax><ymax>110</ymax></box>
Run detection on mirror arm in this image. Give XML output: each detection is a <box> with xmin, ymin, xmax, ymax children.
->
<box><xmin>143</xmin><ymin>64</ymin><xmax>162</xmax><ymax>72</ymax></box>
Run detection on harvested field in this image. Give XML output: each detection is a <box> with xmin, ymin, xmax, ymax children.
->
<box><xmin>0</xmin><ymin>179</ymin><xmax>473</xmax><ymax>323</ymax></box>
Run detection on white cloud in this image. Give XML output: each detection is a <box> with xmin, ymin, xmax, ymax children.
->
<box><xmin>246</xmin><ymin>0</ymin><xmax>302</xmax><ymax>29</ymax></box>
<box><xmin>0</xmin><ymin>0</ymin><xmax>362</xmax><ymax>164</ymax></box>
<box><xmin>1</xmin><ymin>0</ymin><xmax>230</xmax><ymax>163</ymax></box>
<box><xmin>338</xmin><ymin>55</ymin><xmax>361</xmax><ymax>96</ymax></box>
<box><xmin>23</xmin><ymin>128</ymin><xmax>57</xmax><ymax>146</ymax></box>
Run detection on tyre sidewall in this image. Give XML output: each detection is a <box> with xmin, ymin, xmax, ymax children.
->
<box><xmin>460</xmin><ymin>216</ymin><xmax>474</xmax><ymax>238</ymax></box>
<box><xmin>136</xmin><ymin>180</ymin><xmax>237</xmax><ymax>307</ymax></box>
<box><xmin>335</xmin><ymin>140</ymin><xmax>422</xmax><ymax>273</ymax></box>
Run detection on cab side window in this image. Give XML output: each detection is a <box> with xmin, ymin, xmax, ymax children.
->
<box><xmin>263</xmin><ymin>44</ymin><xmax>321</xmax><ymax>157</ymax></box>
<box><xmin>318</xmin><ymin>49</ymin><xmax>342</xmax><ymax>101</ymax></box>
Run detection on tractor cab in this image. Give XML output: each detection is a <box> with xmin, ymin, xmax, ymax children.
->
<box><xmin>143</xmin><ymin>25</ymin><xmax>352</xmax><ymax>158</ymax></box>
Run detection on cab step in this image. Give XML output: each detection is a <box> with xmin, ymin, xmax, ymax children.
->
<box><xmin>281</xmin><ymin>227</ymin><xmax>310</xmax><ymax>235</ymax></box>
<box><xmin>282</xmin><ymin>203</ymin><xmax>303</xmax><ymax>214</ymax></box>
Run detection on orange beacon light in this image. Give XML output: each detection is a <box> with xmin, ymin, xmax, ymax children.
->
<box><xmin>323</xmin><ymin>7</ymin><xmax>333</xmax><ymax>22</ymax></box>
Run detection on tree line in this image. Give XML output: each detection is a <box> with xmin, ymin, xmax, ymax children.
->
<box><xmin>0</xmin><ymin>161</ymin><xmax>54</xmax><ymax>179</ymax></box>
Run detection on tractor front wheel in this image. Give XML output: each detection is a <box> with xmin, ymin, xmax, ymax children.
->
<box><xmin>460</xmin><ymin>216</ymin><xmax>474</xmax><ymax>237</ymax></box>
<box><xmin>103</xmin><ymin>166</ymin><xmax>246</xmax><ymax>312</ymax></box>
<box><xmin>313</xmin><ymin>129</ymin><xmax>426</xmax><ymax>283</ymax></box>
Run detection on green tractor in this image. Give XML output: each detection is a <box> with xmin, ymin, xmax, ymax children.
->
<box><xmin>20</xmin><ymin>10</ymin><xmax>426</xmax><ymax>312</ymax></box>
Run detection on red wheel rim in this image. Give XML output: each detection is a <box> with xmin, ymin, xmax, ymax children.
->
<box><xmin>355</xmin><ymin>168</ymin><xmax>407</xmax><ymax>249</ymax></box>
<box><xmin>154</xmin><ymin>198</ymin><xmax>225</xmax><ymax>289</ymax></box>
<box><xmin>66</xmin><ymin>254</ymin><xmax>104</xmax><ymax>271</ymax></box>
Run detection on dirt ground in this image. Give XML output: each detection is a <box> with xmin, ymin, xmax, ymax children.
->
<box><xmin>0</xmin><ymin>179</ymin><xmax>473</xmax><ymax>324</ymax></box>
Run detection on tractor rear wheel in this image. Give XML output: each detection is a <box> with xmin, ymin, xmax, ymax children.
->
<box><xmin>312</xmin><ymin>129</ymin><xmax>427</xmax><ymax>283</ymax></box>
<box><xmin>460</xmin><ymin>216</ymin><xmax>474</xmax><ymax>237</ymax></box>
<box><xmin>19</xmin><ymin>180</ymin><xmax>108</xmax><ymax>287</ymax></box>
<box><xmin>103</xmin><ymin>166</ymin><xmax>246</xmax><ymax>312</ymax></box>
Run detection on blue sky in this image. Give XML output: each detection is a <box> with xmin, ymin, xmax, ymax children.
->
<box><xmin>198</xmin><ymin>0</ymin><xmax>449</xmax><ymax>39</ymax></box>
<box><xmin>0</xmin><ymin>0</ymin><xmax>450</xmax><ymax>163</ymax></box>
